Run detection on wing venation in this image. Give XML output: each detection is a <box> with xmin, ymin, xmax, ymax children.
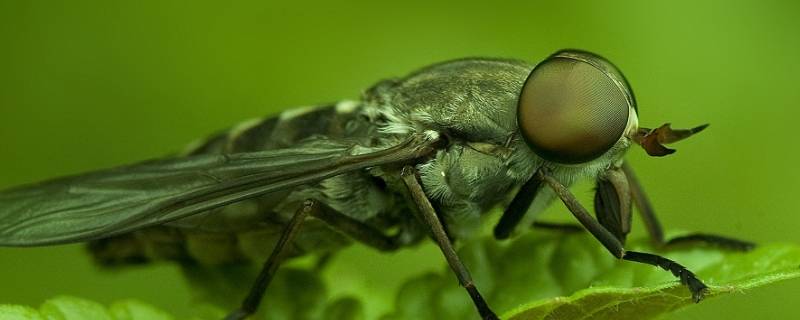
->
<box><xmin>0</xmin><ymin>136</ymin><xmax>436</xmax><ymax>246</ymax></box>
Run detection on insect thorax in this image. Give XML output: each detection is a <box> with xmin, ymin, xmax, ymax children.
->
<box><xmin>362</xmin><ymin>58</ymin><xmax>631</xmax><ymax>238</ymax></box>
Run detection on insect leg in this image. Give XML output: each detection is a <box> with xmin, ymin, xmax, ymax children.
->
<box><xmin>539</xmin><ymin>171</ymin><xmax>709</xmax><ymax>303</ymax></box>
<box><xmin>494</xmin><ymin>173</ymin><xmax>587</xmax><ymax>236</ymax></box>
<box><xmin>400</xmin><ymin>165</ymin><xmax>499</xmax><ymax>320</ymax></box>
<box><xmin>224</xmin><ymin>199</ymin><xmax>317</xmax><ymax>320</ymax></box>
<box><xmin>530</xmin><ymin>221</ymin><xmax>584</xmax><ymax>233</ymax></box>
<box><xmin>527</xmin><ymin>167</ymin><xmax>631</xmax><ymax>238</ymax></box>
<box><xmin>310</xmin><ymin>201</ymin><xmax>400</xmax><ymax>252</ymax></box>
<box><xmin>494</xmin><ymin>174</ymin><xmax>543</xmax><ymax>239</ymax></box>
<box><xmin>620</xmin><ymin>162</ymin><xmax>664</xmax><ymax>243</ymax></box>
<box><xmin>621</xmin><ymin>162</ymin><xmax>755</xmax><ymax>251</ymax></box>
<box><xmin>664</xmin><ymin>233</ymin><xmax>755</xmax><ymax>251</ymax></box>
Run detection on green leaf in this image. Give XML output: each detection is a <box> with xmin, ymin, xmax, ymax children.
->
<box><xmin>382</xmin><ymin>231</ymin><xmax>800</xmax><ymax>320</ymax></box>
<box><xmin>0</xmin><ymin>305</ymin><xmax>45</xmax><ymax>320</ymax></box>
<box><xmin>182</xmin><ymin>265</ymin><xmax>337</xmax><ymax>320</ymax></box>
<box><xmin>0</xmin><ymin>267</ymin><xmax>364</xmax><ymax>320</ymax></box>
<box><xmin>0</xmin><ymin>297</ymin><xmax>171</xmax><ymax>320</ymax></box>
<box><xmin>2</xmin><ymin>232</ymin><xmax>797</xmax><ymax>320</ymax></box>
<box><xmin>109</xmin><ymin>300</ymin><xmax>174</xmax><ymax>320</ymax></box>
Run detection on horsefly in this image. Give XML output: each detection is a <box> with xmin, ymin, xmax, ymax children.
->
<box><xmin>0</xmin><ymin>49</ymin><xmax>754</xmax><ymax>319</ymax></box>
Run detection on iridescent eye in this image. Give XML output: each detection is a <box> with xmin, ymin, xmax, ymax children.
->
<box><xmin>517</xmin><ymin>50</ymin><xmax>635</xmax><ymax>164</ymax></box>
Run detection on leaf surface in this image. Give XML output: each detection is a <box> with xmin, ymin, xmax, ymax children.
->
<box><xmin>1</xmin><ymin>233</ymin><xmax>798</xmax><ymax>320</ymax></box>
<box><xmin>383</xmin><ymin>232</ymin><xmax>800</xmax><ymax>320</ymax></box>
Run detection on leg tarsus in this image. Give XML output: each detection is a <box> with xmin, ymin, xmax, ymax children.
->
<box><xmin>623</xmin><ymin>251</ymin><xmax>708</xmax><ymax>302</ymax></box>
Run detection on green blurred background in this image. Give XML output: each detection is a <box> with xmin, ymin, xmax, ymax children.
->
<box><xmin>1</xmin><ymin>0</ymin><xmax>798</xmax><ymax>319</ymax></box>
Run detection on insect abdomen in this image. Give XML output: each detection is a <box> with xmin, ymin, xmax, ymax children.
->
<box><xmin>184</xmin><ymin>101</ymin><xmax>366</xmax><ymax>155</ymax></box>
<box><xmin>88</xmin><ymin>101</ymin><xmax>371</xmax><ymax>267</ymax></box>
<box><xmin>88</xmin><ymin>219</ymin><xmax>352</xmax><ymax>266</ymax></box>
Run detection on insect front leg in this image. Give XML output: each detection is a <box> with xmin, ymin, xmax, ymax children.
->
<box><xmin>224</xmin><ymin>199</ymin><xmax>317</xmax><ymax>320</ymax></box>
<box><xmin>494</xmin><ymin>173</ymin><xmax>585</xmax><ymax>236</ymax></box>
<box><xmin>621</xmin><ymin>163</ymin><xmax>755</xmax><ymax>251</ymax></box>
<box><xmin>539</xmin><ymin>171</ymin><xmax>709</xmax><ymax>302</ymax></box>
<box><xmin>494</xmin><ymin>174</ymin><xmax>543</xmax><ymax>239</ymax></box>
<box><xmin>400</xmin><ymin>165</ymin><xmax>499</xmax><ymax>320</ymax></box>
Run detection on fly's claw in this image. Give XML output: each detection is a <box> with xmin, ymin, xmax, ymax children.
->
<box><xmin>684</xmin><ymin>271</ymin><xmax>709</xmax><ymax>303</ymax></box>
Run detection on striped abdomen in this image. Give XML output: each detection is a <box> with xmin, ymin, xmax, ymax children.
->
<box><xmin>185</xmin><ymin>100</ymin><xmax>370</xmax><ymax>155</ymax></box>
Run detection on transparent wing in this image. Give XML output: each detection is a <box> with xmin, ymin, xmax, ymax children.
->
<box><xmin>0</xmin><ymin>136</ymin><xmax>434</xmax><ymax>246</ymax></box>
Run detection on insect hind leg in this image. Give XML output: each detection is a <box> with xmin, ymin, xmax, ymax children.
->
<box><xmin>664</xmin><ymin>233</ymin><xmax>755</xmax><ymax>251</ymax></box>
<box><xmin>225</xmin><ymin>199</ymin><xmax>317</xmax><ymax>320</ymax></box>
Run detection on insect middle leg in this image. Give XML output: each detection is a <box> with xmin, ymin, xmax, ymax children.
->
<box><xmin>621</xmin><ymin>163</ymin><xmax>755</xmax><ymax>251</ymax></box>
<box><xmin>401</xmin><ymin>165</ymin><xmax>499</xmax><ymax>320</ymax></box>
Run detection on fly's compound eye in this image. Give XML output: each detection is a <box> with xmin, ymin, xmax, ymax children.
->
<box><xmin>518</xmin><ymin>50</ymin><xmax>633</xmax><ymax>164</ymax></box>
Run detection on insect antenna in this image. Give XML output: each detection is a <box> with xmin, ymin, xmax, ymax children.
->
<box><xmin>631</xmin><ymin>123</ymin><xmax>709</xmax><ymax>156</ymax></box>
